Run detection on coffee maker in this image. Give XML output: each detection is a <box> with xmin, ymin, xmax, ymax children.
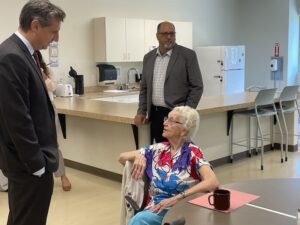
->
<box><xmin>69</xmin><ymin>66</ymin><xmax>84</xmax><ymax>95</ymax></box>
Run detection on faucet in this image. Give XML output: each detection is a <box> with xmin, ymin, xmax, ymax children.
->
<box><xmin>126</xmin><ymin>68</ymin><xmax>140</xmax><ymax>90</ymax></box>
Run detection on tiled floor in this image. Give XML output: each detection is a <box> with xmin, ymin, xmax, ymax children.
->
<box><xmin>1</xmin><ymin>149</ymin><xmax>300</xmax><ymax>225</ymax></box>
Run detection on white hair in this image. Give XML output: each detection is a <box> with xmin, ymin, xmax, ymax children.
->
<box><xmin>172</xmin><ymin>106</ymin><xmax>200</xmax><ymax>140</ymax></box>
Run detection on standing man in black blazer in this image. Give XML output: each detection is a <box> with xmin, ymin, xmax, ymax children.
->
<box><xmin>134</xmin><ymin>21</ymin><xmax>203</xmax><ymax>143</ymax></box>
<box><xmin>0</xmin><ymin>1</ymin><xmax>66</xmax><ymax>225</ymax></box>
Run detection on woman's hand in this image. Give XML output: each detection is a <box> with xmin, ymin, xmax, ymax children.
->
<box><xmin>131</xmin><ymin>153</ymin><xmax>146</xmax><ymax>180</ymax></box>
<box><xmin>150</xmin><ymin>196</ymin><xmax>181</xmax><ymax>214</ymax></box>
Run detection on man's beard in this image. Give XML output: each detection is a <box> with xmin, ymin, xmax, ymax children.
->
<box><xmin>163</xmin><ymin>41</ymin><xmax>175</xmax><ymax>50</ymax></box>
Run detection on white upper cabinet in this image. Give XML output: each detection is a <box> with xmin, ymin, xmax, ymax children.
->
<box><xmin>144</xmin><ymin>19</ymin><xmax>160</xmax><ymax>54</ymax></box>
<box><xmin>94</xmin><ymin>17</ymin><xmax>193</xmax><ymax>62</ymax></box>
<box><xmin>126</xmin><ymin>18</ymin><xmax>145</xmax><ymax>62</ymax></box>
<box><xmin>172</xmin><ymin>21</ymin><xmax>193</xmax><ymax>49</ymax></box>
<box><xmin>94</xmin><ymin>17</ymin><xmax>144</xmax><ymax>62</ymax></box>
<box><xmin>105</xmin><ymin>17</ymin><xmax>126</xmax><ymax>62</ymax></box>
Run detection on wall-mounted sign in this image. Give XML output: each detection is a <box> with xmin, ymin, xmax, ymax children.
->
<box><xmin>49</xmin><ymin>41</ymin><xmax>59</xmax><ymax>67</ymax></box>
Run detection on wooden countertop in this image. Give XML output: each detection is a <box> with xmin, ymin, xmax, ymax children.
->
<box><xmin>54</xmin><ymin>92</ymin><xmax>139</xmax><ymax>124</ymax></box>
<box><xmin>54</xmin><ymin>92</ymin><xmax>260</xmax><ymax>124</ymax></box>
<box><xmin>197</xmin><ymin>92</ymin><xmax>258</xmax><ymax>114</ymax></box>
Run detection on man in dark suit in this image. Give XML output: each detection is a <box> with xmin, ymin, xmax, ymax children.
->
<box><xmin>134</xmin><ymin>21</ymin><xmax>203</xmax><ymax>143</ymax></box>
<box><xmin>0</xmin><ymin>1</ymin><xmax>66</xmax><ymax>225</ymax></box>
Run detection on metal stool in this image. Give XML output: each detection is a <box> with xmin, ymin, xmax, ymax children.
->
<box><xmin>230</xmin><ymin>88</ymin><xmax>284</xmax><ymax>170</ymax></box>
<box><xmin>276</xmin><ymin>85</ymin><xmax>300</xmax><ymax>161</ymax></box>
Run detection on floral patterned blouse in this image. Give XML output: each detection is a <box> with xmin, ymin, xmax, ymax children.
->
<box><xmin>140</xmin><ymin>141</ymin><xmax>210</xmax><ymax>207</ymax></box>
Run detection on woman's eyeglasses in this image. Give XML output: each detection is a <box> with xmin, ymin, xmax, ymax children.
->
<box><xmin>164</xmin><ymin>117</ymin><xmax>183</xmax><ymax>125</ymax></box>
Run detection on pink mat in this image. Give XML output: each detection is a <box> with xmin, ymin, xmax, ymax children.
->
<box><xmin>188</xmin><ymin>188</ymin><xmax>260</xmax><ymax>213</ymax></box>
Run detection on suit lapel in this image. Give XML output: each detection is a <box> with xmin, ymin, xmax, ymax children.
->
<box><xmin>148</xmin><ymin>51</ymin><xmax>157</xmax><ymax>86</ymax></box>
<box><xmin>11</xmin><ymin>34</ymin><xmax>48</xmax><ymax>91</ymax></box>
<box><xmin>165</xmin><ymin>44</ymin><xmax>178</xmax><ymax>82</ymax></box>
<box><xmin>10</xmin><ymin>34</ymin><xmax>54</xmax><ymax>114</ymax></box>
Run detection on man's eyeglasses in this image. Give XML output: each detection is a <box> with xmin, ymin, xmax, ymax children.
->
<box><xmin>164</xmin><ymin>117</ymin><xmax>183</xmax><ymax>125</ymax></box>
<box><xmin>159</xmin><ymin>32</ymin><xmax>176</xmax><ymax>37</ymax></box>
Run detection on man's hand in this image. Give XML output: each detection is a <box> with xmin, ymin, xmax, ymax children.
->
<box><xmin>134</xmin><ymin>114</ymin><xmax>147</xmax><ymax>126</ymax></box>
<box><xmin>131</xmin><ymin>153</ymin><xmax>146</xmax><ymax>180</ymax></box>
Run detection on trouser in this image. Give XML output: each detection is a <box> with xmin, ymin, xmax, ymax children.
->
<box><xmin>0</xmin><ymin>169</ymin><xmax>8</xmax><ymax>191</ymax></box>
<box><xmin>4</xmin><ymin>171</ymin><xmax>54</xmax><ymax>225</ymax></box>
<box><xmin>54</xmin><ymin>149</ymin><xmax>65</xmax><ymax>177</ymax></box>
<box><xmin>150</xmin><ymin>105</ymin><xmax>171</xmax><ymax>144</ymax></box>
<box><xmin>129</xmin><ymin>209</ymin><xmax>168</xmax><ymax>225</ymax></box>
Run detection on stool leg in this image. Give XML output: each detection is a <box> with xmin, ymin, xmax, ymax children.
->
<box><xmin>255</xmin><ymin>120</ymin><xmax>259</xmax><ymax>155</ymax></box>
<box><xmin>230</xmin><ymin>115</ymin><xmax>234</xmax><ymax>163</ymax></box>
<box><xmin>280</xmin><ymin>111</ymin><xmax>288</xmax><ymax>161</ymax></box>
<box><xmin>296</xmin><ymin>101</ymin><xmax>300</xmax><ymax>117</ymax></box>
<box><xmin>270</xmin><ymin>116</ymin><xmax>274</xmax><ymax>150</ymax></box>
<box><xmin>247</xmin><ymin>117</ymin><xmax>251</xmax><ymax>157</ymax></box>
<box><xmin>256</xmin><ymin>116</ymin><xmax>264</xmax><ymax>170</ymax></box>
<box><xmin>276</xmin><ymin>113</ymin><xmax>284</xmax><ymax>163</ymax></box>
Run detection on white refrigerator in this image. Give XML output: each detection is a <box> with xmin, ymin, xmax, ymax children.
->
<box><xmin>195</xmin><ymin>45</ymin><xmax>245</xmax><ymax>96</ymax></box>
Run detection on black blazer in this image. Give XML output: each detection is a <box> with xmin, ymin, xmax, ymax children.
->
<box><xmin>0</xmin><ymin>34</ymin><xmax>58</xmax><ymax>174</ymax></box>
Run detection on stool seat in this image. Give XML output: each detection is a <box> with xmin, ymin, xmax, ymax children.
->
<box><xmin>236</xmin><ymin>108</ymin><xmax>277</xmax><ymax>117</ymax></box>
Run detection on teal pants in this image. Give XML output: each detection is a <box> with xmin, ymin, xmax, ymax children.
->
<box><xmin>129</xmin><ymin>209</ymin><xmax>168</xmax><ymax>225</ymax></box>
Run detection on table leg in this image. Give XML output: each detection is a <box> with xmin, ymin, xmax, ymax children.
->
<box><xmin>58</xmin><ymin>113</ymin><xmax>66</xmax><ymax>139</ymax></box>
<box><xmin>131</xmin><ymin>124</ymin><xmax>139</xmax><ymax>149</ymax></box>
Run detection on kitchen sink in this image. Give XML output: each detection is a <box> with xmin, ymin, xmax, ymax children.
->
<box><xmin>91</xmin><ymin>94</ymin><xmax>139</xmax><ymax>103</ymax></box>
<box><xmin>103</xmin><ymin>88</ymin><xmax>139</xmax><ymax>93</ymax></box>
<box><xmin>103</xmin><ymin>90</ymin><xmax>130</xmax><ymax>93</ymax></box>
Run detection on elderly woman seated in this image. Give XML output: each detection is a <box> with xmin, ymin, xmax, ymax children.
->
<box><xmin>119</xmin><ymin>106</ymin><xmax>219</xmax><ymax>225</ymax></box>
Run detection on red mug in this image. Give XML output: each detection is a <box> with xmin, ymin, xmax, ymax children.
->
<box><xmin>208</xmin><ymin>189</ymin><xmax>230</xmax><ymax>210</ymax></box>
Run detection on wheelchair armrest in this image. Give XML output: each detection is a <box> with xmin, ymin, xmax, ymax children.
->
<box><xmin>125</xmin><ymin>195</ymin><xmax>142</xmax><ymax>214</ymax></box>
<box><xmin>163</xmin><ymin>217</ymin><xmax>186</xmax><ymax>225</ymax></box>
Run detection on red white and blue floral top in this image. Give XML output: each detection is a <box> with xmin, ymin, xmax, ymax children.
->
<box><xmin>140</xmin><ymin>141</ymin><xmax>210</xmax><ymax>207</ymax></box>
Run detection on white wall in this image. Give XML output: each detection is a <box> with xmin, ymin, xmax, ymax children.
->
<box><xmin>238</xmin><ymin>0</ymin><xmax>299</xmax><ymax>90</ymax></box>
<box><xmin>0</xmin><ymin>0</ymin><xmax>298</xmax><ymax>89</ymax></box>
<box><xmin>0</xmin><ymin>0</ymin><xmax>240</xmax><ymax>87</ymax></box>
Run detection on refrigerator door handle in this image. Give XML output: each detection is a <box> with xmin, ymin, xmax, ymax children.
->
<box><xmin>217</xmin><ymin>60</ymin><xmax>224</xmax><ymax>66</ymax></box>
<box><xmin>213</xmin><ymin>75</ymin><xmax>223</xmax><ymax>82</ymax></box>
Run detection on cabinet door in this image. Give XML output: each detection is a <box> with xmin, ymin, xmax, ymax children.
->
<box><xmin>126</xmin><ymin>18</ymin><xmax>145</xmax><ymax>61</ymax></box>
<box><xmin>106</xmin><ymin>17</ymin><xmax>126</xmax><ymax>62</ymax></box>
<box><xmin>144</xmin><ymin>19</ymin><xmax>160</xmax><ymax>54</ymax></box>
<box><xmin>173</xmin><ymin>21</ymin><xmax>193</xmax><ymax>49</ymax></box>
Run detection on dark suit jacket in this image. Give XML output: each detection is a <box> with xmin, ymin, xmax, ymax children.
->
<box><xmin>137</xmin><ymin>44</ymin><xmax>203</xmax><ymax>118</ymax></box>
<box><xmin>0</xmin><ymin>34</ymin><xmax>58</xmax><ymax>174</ymax></box>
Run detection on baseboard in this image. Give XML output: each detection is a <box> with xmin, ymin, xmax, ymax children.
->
<box><xmin>64</xmin><ymin>142</ymin><xmax>297</xmax><ymax>181</ymax></box>
<box><xmin>210</xmin><ymin>143</ymin><xmax>298</xmax><ymax>168</ymax></box>
<box><xmin>273</xmin><ymin>143</ymin><xmax>298</xmax><ymax>152</ymax></box>
<box><xmin>64</xmin><ymin>159</ymin><xmax>122</xmax><ymax>182</ymax></box>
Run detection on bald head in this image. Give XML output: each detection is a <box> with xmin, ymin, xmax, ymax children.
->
<box><xmin>157</xmin><ymin>21</ymin><xmax>175</xmax><ymax>33</ymax></box>
<box><xmin>156</xmin><ymin>21</ymin><xmax>176</xmax><ymax>54</ymax></box>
